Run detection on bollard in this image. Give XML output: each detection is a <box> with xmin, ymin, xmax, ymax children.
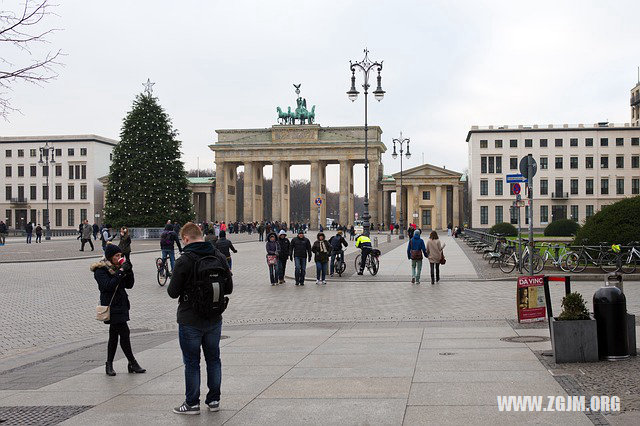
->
<box><xmin>593</xmin><ymin>285</ymin><xmax>630</xmax><ymax>360</ymax></box>
<box><xmin>386</xmin><ymin>234</ymin><xmax>391</xmax><ymax>243</ymax></box>
<box><xmin>373</xmin><ymin>237</ymin><xmax>378</xmax><ymax>248</ymax></box>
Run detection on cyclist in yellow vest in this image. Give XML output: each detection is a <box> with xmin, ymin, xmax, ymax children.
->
<box><xmin>355</xmin><ymin>234</ymin><xmax>372</xmax><ymax>275</ymax></box>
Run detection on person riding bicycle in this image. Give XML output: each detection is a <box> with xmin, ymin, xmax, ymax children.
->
<box><xmin>329</xmin><ymin>230</ymin><xmax>348</xmax><ymax>277</ymax></box>
<box><xmin>355</xmin><ymin>233</ymin><xmax>372</xmax><ymax>275</ymax></box>
<box><xmin>160</xmin><ymin>224</ymin><xmax>183</xmax><ymax>275</ymax></box>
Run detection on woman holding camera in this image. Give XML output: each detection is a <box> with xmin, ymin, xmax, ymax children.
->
<box><xmin>91</xmin><ymin>243</ymin><xmax>146</xmax><ymax>376</ymax></box>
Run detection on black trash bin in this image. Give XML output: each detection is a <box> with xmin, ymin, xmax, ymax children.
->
<box><xmin>593</xmin><ymin>286</ymin><xmax>630</xmax><ymax>360</ymax></box>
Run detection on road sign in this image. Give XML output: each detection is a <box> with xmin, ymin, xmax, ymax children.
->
<box><xmin>512</xmin><ymin>200</ymin><xmax>525</xmax><ymax>208</ymax></box>
<box><xmin>512</xmin><ymin>183</ymin><xmax>521</xmax><ymax>195</ymax></box>
<box><xmin>314</xmin><ymin>197</ymin><xmax>322</xmax><ymax>206</ymax></box>
<box><xmin>506</xmin><ymin>173</ymin><xmax>527</xmax><ymax>183</ymax></box>
<box><xmin>519</xmin><ymin>156</ymin><xmax>538</xmax><ymax>179</ymax></box>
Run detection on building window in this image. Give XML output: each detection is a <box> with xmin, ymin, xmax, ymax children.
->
<box><xmin>68</xmin><ymin>209</ymin><xmax>74</xmax><ymax>227</ymax></box>
<box><xmin>422</xmin><ymin>191</ymin><xmax>430</xmax><ymax>200</ymax></box>
<box><xmin>480</xmin><ymin>206</ymin><xmax>488</xmax><ymax>225</ymax></box>
<box><xmin>540</xmin><ymin>179</ymin><xmax>548</xmax><ymax>195</ymax></box>
<box><xmin>570</xmin><ymin>157</ymin><xmax>578</xmax><ymax>169</ymax></box>
<box><xmin>586</xmin><ymin>178</ymin><xmax>594</xmax><ymax>195</ymax></box>
<box><xmin>30</xmin><ymin>185</ymin><xmax>36</xmax><ymax>200</ymax></box>
<box><xmin>570</xmin><ymin>179</ymin><xmax>578</xmax><ymax>195</ymax></box>
<box><xmin>17</xmin><ymin>165</ymin><xmax>24</xmax><ymax>177</ymax></box>
<box><xmin>30</xmin><ymin>165</ymin><xmax>36</xmax><ymax>177</ymax></box>
<box><xmin>5</xmin><ymin>186</ymin><xmax>11</xmax><ymax>201</ymax></box>
<box><xmin>81</xmin><ymin>164</ymin><xmax>86</xmax><ymax>179</ymax></box>
<box><xmin>488</xmin><ymin>156</ymin><xmax>494</xmax><ymax>173</ymax></box>
<box><xmin>586</xmin><ymin>138</ymin><xmax>593</xmax><ymax>147</ymax></box>
<box><xmin>55</xmin><ymin>184</ymin><xmax>62</xmax><ymax>200</ymax></box>
<box><xmin>80</xmin><ymin>148</ymin><xmax>87</xmax><ymax>156</ymax></box>
<box><xmin>495</xmin><ymin>156</ymin><xmax>502</xmax><ymax>173</ymax></box>
<box><xmin>480</xmin><ymin>180</ymin><xmax>488</xmax><ymax>196</ymax></box>
<box><xmin>586</xmin><ymin>205</ymin><xmax>594</xmax><ymax>218</ymax></box>
<box><xmin>481</xmin><ymin>156</ymin><xmax>487</xmax><ymax>174</ymax></box>
<box><xmin>42</xmin><ymin>185</ymin><xmax>48</xmax><ymax>200</ymax></box>
<box><xmin>55</xmin><ymin>209</ymin><xmax>62</xmax><ymax>227</ymax></box>
<box><xmin>510</xmin><ymin>157</ymin><xmax>517</xmax><ymax>170</ymax></box>
<box><xmin>540</xmin><ymin>205</ymin><xmax>549</xmax><ymax>223</ymax></box>
<box><xmin>540</xmin><ymin>139</ymin><xmax>548</xmax><ymax>148</ymax></box>
<box><xmin>555</xmin><ymin>138</ymin><xmax>563</xmax><ymax>147</ymax></box>
<box><xmin>525</xmin><ymin>139</ymin><xmax>532</xmax><ymax>148</ymax></box>
<box><xmin>480</xmin><ymin>140</ymin><xmax>488</xmax><ymax>148</ymax></box>
<box><xmin>585</xmin><ymin>156</ymin><xmax>593</xmax><ymax>169</ymax></box>
<box><xmin>55</xmin><ymin>164</ymin><xmax>62</xmax><ymax>177</ymax></box>
<box><xmin>601</xmin><ymin>156</ymin><xmax>608</xmax><ymax>169</ymax></box>
<box><xmin>42</xmin><ymin>165</ymin><xmax>48</xmax><ymax>177</ymax></box>
<box><xmin>422</xmin><ymin>209</ymin><xmax>432</xmax><ymax>226</ymax></box>
<box><xmin>68</xmin><ymin>184</ymin><xmax>75</xmax><ymax>200</ymax></box>
<box><xmin>495</xmin><ymin>140</ymin><xmax>503</xmax><ymax>148</ymax></box>
<box><xmin>600</xmin><ymin>138</ymin><xmax>608</xmax><ymax>147</ymax></box>
<box><xmin>510</xmin><ymin>139</ymin><xmax>517</xmax><ymax>148</ymax></box>
<box><xmin>510</xmin><ymin>205</ymin><xmax>518</xmax><ymax>224</ymax></box>
<box><xmin>68</xmin><ymin>148</ymin><xmax>75</xmax><ymax>156</ymax></box>
<box><xmin>55</xmin><ymin>148</ymin><xmax>62</xmax><ymax>157</ymax></box>
<box><xmin>555</xmin><ymin>156</ymin><xmax>563</xmax><ymax>169</ymax></box>
<box><xmin>570</xmin><ymin>138</ymin><xmax>578</xmax><ymax>147</ymax></box>
<box><xmin>632</xmin><ymin>137</ymin><xmax>639</xmax><ymax>146</ymax></box>
<box><xmin>495</xmin><ymin>206</ymin><xmax>503</xmax><ymax>224</ymax></box>
<box><xmin>571</xmin><ymin>205</ymin><xmax>578</xmax><ymax>222</ymax></box>
<box><xmin>17</xmin><ymin>149</ymin><xmax>24</xmax><ymax>157</ymax></box>
<box><xmin>69</xmin><ymin>165</ymin><xmax>74</xmax><ymax>179</ymax></box>
<box><xmin>632</xmin><ymin>178</ymin><xmax>640</xmax><ymax>195</ymax></box>
<box><xmin>540</xmin><ymin>157</ymin><xmax>548</xmax><ymax>170</ymax></box>
<box><xmin>80</xmin><ymin>208</ymin><xmax>87</xmax><ymax>222</ymax></box>
<box><xmin>616</xmin><ymin>156</ymin><xmax>624</xmax><ymax>169</ymax></box>
<box><xmin>495</xmin><ymin>179</ymin><xmax>503</xmax><ymax>196</ymax></box>
<box><xmin>74</xmin><ymin>165</ymin><xmax>80</xmax><ymax>180</ymax></box>
<box><xmin>616</xmin><ymin>138</ymin><xmax>624</xmax><ymax>146</ymax></box>
<box><xmin>5</xmin><ymin>149</ymin><xmax>11</xmax><ymax>157</ymax></box>
<box><xmin>30</xmin><ymin>149</ymin><xmax>36</xmax><ymax>157</ymax></box>
<box><xmin>5</xmin><ymin>165</ymin><xmax>11</xmax><ymax>177</ymax></box>
<box><xmin>601</xmin><ymin>178</ymin><xmax>609</xmax><ymax>195</ymax></box>
<box><xmin>632</xmin><ymin>156</ymin><xmax>639</xmax><ymax>168</ymax></box>
<box><xmin>616</xmin><ymin>178</ymin><xmax>624</xmax><ymax>195</ymax></box>
<box><xmin>80</xmin><ymin>184</ymin><xmax>87</xmax><ymax>200</ymax></box>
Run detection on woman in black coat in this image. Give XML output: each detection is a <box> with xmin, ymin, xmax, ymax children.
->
<box><xmin>91</xmin><ymin>243</ymin><xmax>145</xmax><ymax>376</ymax></box>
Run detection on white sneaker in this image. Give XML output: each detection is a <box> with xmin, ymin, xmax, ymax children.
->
<box><xmin>316</xmin><ymin>280</ymin><xmax>320</xmax><ymax>285</ymax></box>
<box><xmin>322</xmin><ymin>280</ymin><xmax>326</xmax><ymax>285</ymax></box>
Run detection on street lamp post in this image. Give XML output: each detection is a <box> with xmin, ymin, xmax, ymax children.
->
<box><xmin>347</xmin><ymin>48</ymin><xmax>384</xmax><ymax>237</ymax></box>
<box><xmin>38</xmin><ymin>141</ymin><xmax>56</xmax><ymax>240</ymax></box>
<box><xmin>392</xmin><ymin>132</ymin><xmax>411</xmax><ymax>239</ymax></box>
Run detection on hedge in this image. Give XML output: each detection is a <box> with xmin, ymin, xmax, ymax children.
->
<box><xmin>544</xmin><ymin>219</ymin><xmax>580</xmax><ymax>237</ymax></box>
<box><xmin>489</xmin><ymin>222</ymin><xmax>518</xmax><ymax>237</ymax></box>
<box><xmin>574</xmin><ymin>196</ymin><xmax>640</xmax><ymax>245</ymax></box>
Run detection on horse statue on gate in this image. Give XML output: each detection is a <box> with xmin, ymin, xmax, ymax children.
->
<box><xmin>276</xmin><ymin>84</ymin><xmax>317</xmax><ymax>125</ymax></box>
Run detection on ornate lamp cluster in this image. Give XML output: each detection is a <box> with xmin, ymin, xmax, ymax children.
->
<box><xmin>392</xmin><ymin>132</ymin><xmax>411</xmax><ymax>239</ymax></box>
<box><xmin>38</xmin><ymin>141</ymin><xmax>56</xmax><ymax>240</ymax></box>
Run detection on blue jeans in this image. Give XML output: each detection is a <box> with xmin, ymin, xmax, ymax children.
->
<box><xmin>26</xmin><ymin>232</ymin><xmax>32</xmax><ymax>244</ymax></box>
<box><xmin>161</xmin><ymin>248</ymin><xmax>175</xmax><ymax>271</ymax></box>
<box><xmin>178</xmin><ymin>321</ymin><xmax>222</xmax><ymax>406</ymax></box>
<box><xmin>330</xmin><ymin>251</ymin><xmax>344</xmax><ymax>275</ymax></box>
<box><xmin>316</xmin><ymin>261</ymin><xmax>327</xmax><ymax>281</ymax></box>
<box><xmin>227</xmin><ymin>257</ymin><xmax>232</xmax><ymax>270</ymax></box>
<box><xmin>294</xmin><ymin>257</ymin><xmax>307</xmax><ymax>284</ymax></box>
<box><xmin>277</xmin><ymin>258</ymin><xmax>287</xmax><ymax>281</ymax></box>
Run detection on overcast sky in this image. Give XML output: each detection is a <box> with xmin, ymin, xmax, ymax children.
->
<box><xmin>2</xmin><ymin>0</ymin><xmax>640</xmax><ymax>196</ymax></box>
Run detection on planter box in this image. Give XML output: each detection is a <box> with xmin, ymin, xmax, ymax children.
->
<box><xmin>550</xmin><ymin>317</ymin><xmax>599</xmax><ymax>363</ymax></box>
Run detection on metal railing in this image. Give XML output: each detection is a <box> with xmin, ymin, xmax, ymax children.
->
<box><xmin>551</xmin><ymin>191</ymin><xmax>569</xmax><ymax>199</ymax></box>
<box><xmin>9</xmin><ymin>198</ymin><xmax>29</xmax><ymax>205</ymax></box>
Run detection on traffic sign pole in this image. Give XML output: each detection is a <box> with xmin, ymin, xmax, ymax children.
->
<box><xmin>527</xmin><ymin>154</ymin><xmax>534</xmax><ymax>275</ymax></box>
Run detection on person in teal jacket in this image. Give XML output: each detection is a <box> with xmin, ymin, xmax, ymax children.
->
<box><xmin>406</xmin><ymin>229</ymin><xmax>428</xmax><ymax>284</ymax></box>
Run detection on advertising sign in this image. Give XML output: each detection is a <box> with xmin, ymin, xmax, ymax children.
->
<box><xmin>517</xmin><ymin>275</ymin><xmax>546</xmax><ymax>323</ymax></box>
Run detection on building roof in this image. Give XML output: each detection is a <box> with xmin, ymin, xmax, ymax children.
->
<box><xmin>187</xmin><ymin>177</ymin><xmax>215</xmax><ymax>184</ymax></box>
<box><xmin>0</xmin><ymin>134</ymin><xmax>118</xmax><ymax>146</ymax></box>
<box><xmin>465</xmin><ymin>123</ymin><xmax>640</xmax><ymax>142</ymax></box>
<box><xmin>390</xmin><ymin>163</ymin><xmax>463</xmax><ymax>179</ymax></box>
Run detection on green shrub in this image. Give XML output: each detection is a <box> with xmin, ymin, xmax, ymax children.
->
<box><xmin>544</xmin><ymin>219</ymin><xmax>580</xmax><ymax>237</ymax></box>
<box><xmin>558</xmin><ymin>292</ymin><xmax>590</xmax><ymax>321</ymax></box>
<box><xmin>574</xmin><ymin>196</ymin><xmax>640</xmax><ymax>245</ymax></box>
<box><xmin>489</xmin><ymin>222</ymin><xmax>517</xmax><ymax>237</ymax></box>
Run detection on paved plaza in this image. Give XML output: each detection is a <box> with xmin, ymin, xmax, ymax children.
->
<box><xmin>0</xmin><ymin>233</ymin><xmax>639</xmax><ymax>424</ymax></box>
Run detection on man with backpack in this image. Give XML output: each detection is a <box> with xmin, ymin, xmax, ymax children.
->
<box><xmin>167</xmin><ymin>222</ymin><xmax>232</xmax><ymax>415</ymax></box>
<box><xmin>100</xmin><ymin>225</ymin><xmax>115</xmax><ymax>251</ymax></box>
<box><xmin>161</xmin><ymin>224</ymin><xmax>182</xmax><ymax>274</ymax></box>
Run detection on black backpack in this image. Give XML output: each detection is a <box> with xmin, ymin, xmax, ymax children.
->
<box><xmin>183</xmin><ymin>252</ymin><xmax>233</xmax><ymax>319</ymax></box>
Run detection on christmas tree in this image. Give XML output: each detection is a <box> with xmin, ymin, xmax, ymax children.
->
<box><xmin>104</xmin><ymin>85</ymin><xmax>194</xmax><ymax>227</ymax></box>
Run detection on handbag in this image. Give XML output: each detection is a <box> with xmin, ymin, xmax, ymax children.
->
<box><xmin>266</xmin><ymin>254</ymin><xmax>277</xmax><ymax>265</ymax></box>
<box><xmin>96</xmin><ymin>283</ymin><xmax>120</xmax><ymax>321</ymax></box>
<box><xmin>440</xmin><ymin>250</ymin><xmax>446</xmax><ymax>265</ymax></box>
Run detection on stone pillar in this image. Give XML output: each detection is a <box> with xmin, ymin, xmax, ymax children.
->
<box><xmin>348</xmin><ymin>163</ymin><xmax>355</xmax><ymax>225</ymax></box>
<box><xmin>435</xmin><ymin>184</ymin><xmax>442</xmax><ymax>230</ymax></box>
<box><xmin>413</xmin><ymin>185</ymin><xmax>420</xmax><ymax>227</ymax></box>
<box><xmin>243</xmin><ymin>162</ymin><xmax>254</xmax><ymax>222</ymax></box>
<box><xmin>319</xmin><ymin>161</ymin><xmax>327</xmax><ymax>227</ymax></box>
<box><xmin>272</xmin><ymin>160</ymin><xmax>282</xmax><ymax>222</ymax></box>
<box><xmin>396</xmin><ymin>182</ymin><xmax>403</xmax><ymax>228</ymax></box>
<box><xmin>383</xmin><ymin>190</ymin><xmax>391</xmax><ymax>227</ymax></box>
<box><xmin>205</xmin><ymin>191</ymin><xmax>212</xmax><ymax>222</ymax></box>
<box><xmin>441</xmin><ymin>185</ymin><xmax>448</xmax><ymax>230</ymax></box>
<box><xmin>215</xmin><ymin>161</ymin><xmax>226</xmax><ymax>221</ymax></box>
<box><xmin>368</xmin><ymin>158</ymin><xmax>379</xmax><ymax>229</ymax></box>
<box><xmin>226</xmin><ymin>164</ymin><xmax>237</xmax><ymax>222</ymax></box>
<box><xmin>339</xmin><ymin>160</ymin><xmax>350</xmax><ymax>226</ymax></box>
<box><xmin>281</xmin><ymin>162</ymin><xmax>290</xmax><ymax>224</ymax></box>
<box><xmin>453</xmin><ymin>184</ymin><xmax>460</xmax><ymax>227</ymax></box>
<box><xmin>309</xmin><ymin>160</ymin><xmax>320</xmax><ymax>229</ymax></box>
<box><xmin>254</xmin><ymin>163</ymin><xmax>264</xmax><ymax>222</ymax></box>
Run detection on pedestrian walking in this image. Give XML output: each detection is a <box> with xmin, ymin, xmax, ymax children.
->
<box><xmin>100</xmin><ymin>225</ymin><xmax>115</xmax><ymax>251</ymax></box>
<box><xmin>160</xmin><ymin>224</ymin><xmax>183</xmax><ymax>274</ymax></box>
<box><xmin>91</xmin><ymin>243</ymin><xmax>146</xmax><ymax>377</ymax></box>
<box><xmin>447</xmin><ymin>222</ymin><xmax>453</xmax><ymax>237</ymax></box>
<box><xmin>80</xmin><ymin>219</ymin><xmax>94</xmax><ymax>251</ymax></box>
<box><xmin>0</xmin><ymin>220</ymin><xmax>7</xmax><ymax>245</ymax></box>
<box><xmin>25</xmin><ymin>221</ymin><xmax>33</xmax><ymax>244</ymax></box>
<box><xmin>276</xmin><ymin>230</ymin><xmax>290</xmax><ymax>284</ymax></box>
<box><xmin>406</xmin><ymin>229</ymin><xmax>428</xmax><ymax>284</ymax></box>
<box><xmin>349</xmin><ymin>225</ymin><xmax>355</xmax><ymax>241</ymax></box>
<box><xmin>426</xmin><ymin>231</ymin><xmax>446</xmax><ymax>285</ymax></box>
<box><xmin>204</xmin><ymin>228</ymin><xmax>218</xmax><ymax>248</ymax></box>
<box><xmin>312</xmin><ymin>232</ymin><xmax>332</xmax><ymax>285</ymax></box>
<box><xmin>265</xmin><ymin>232</ymin><xmax>279</xmax><ymax>285</ymax></box>
<box><xmin>92</xmin><ymin>222</ymin><xmax>99</xmax><ymax>240</ymax></box>
<box><xmin>328</xmin><ymin>230</ymin><xmax>348</xmax><ymax>277</ymax></box>
<box><xmin>167</xmin><ymin>222</ymin><xmax>233</xmax><ymax>415</ymax></box>
<box><xmin>214</xmin><ymin>230</ymin><xmax>237</xmax><ymax>270</ymax></box>
<box><xmin>76</xmin><ymin>222</ymin><xmax>83</xmax><ymax>240</ymax></box>
<box><xmin>119</xmin><ymin>227</ymin><xmax>132</xmax><ymax>263</ymax></box>
<box><xmin>289</xmin><ymin>230</ymin><xmax>311</xmax><ymax>286</ymax></box>
<box><xmin>258</xmin><ymin>223</ymin><xmax>265</xmax><ymax>242</ymax></box>
<box><xmin>35</xmin><ymin>224</ymin><xmax>43</xmax><ymax>243</ymax></box>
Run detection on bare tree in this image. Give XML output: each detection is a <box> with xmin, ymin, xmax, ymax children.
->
<box><xmin>187</xmin><ymin>168</ymin><xmax>214</xmax><ymax>177</ymax></box>
<box><xmin>1</xmin><ymin>0</ymin><xmax>63</xmax><ymax>118</ymax></box>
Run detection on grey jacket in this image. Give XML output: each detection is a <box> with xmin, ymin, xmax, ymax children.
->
<box><xmin>81</xmin><ymin>223</ymin><xmax>92</xmax><ymax>239</ymax></box>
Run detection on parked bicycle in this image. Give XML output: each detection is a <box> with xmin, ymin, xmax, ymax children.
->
<box><xmin>355</xmin><ymin>248</ymin><xmax>380</xmax><ymax>276</ymax></box>
<box><xmin>563</xmin><ymin>241</ymin><xmax>617</xmax><ymax>273</ymax></box>
<box><xmin>499</xmin><ymin>243</ymin><xmax>543</xmax><ymax>274</ymax></box>
<box><xmin>539</xmin><ymin>242</ymin><xmax>572</xmax><ymax>272</ymax></box>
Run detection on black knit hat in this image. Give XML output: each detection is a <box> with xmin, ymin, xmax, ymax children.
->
<box><xmin>104</xmin><ymin>244</ymin><xmax>122</xmax><ymax>261</ymax></box>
